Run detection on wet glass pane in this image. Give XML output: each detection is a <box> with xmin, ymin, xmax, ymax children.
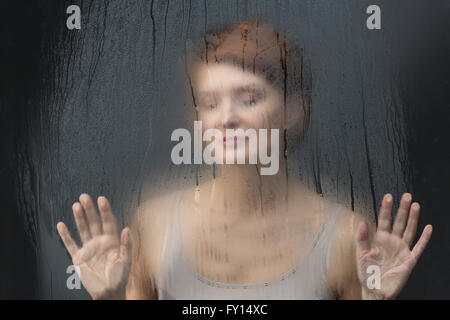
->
<box><xmin>1</xmin><ymin>0</ymin><xmax>449</xmax><ymax>300</ymax></box>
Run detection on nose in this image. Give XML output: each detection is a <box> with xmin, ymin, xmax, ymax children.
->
<box><xmin>220</xmin><ymin>97</ymin><xmax>239</xmax><ymax>129</ymax></box>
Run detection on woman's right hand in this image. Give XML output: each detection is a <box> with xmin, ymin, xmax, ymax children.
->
<box><xmin>57</xmin><ymin>194</ymin><xmax>132</xmax><ymax>300</ymax></box>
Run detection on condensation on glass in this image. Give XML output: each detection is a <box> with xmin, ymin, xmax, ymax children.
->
<box><xmin>15</xmin><ymin>1</ymin><xmax>414</xmax><ymax>299</ymax></box>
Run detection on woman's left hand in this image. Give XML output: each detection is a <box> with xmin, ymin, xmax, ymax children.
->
<box><xmin>356</xmin><ymin>193</ymin><xmax>433</xmax><ymax>300</ymax></box>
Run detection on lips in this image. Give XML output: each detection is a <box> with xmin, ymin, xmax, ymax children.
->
<box><xmin>223</xmin><ymin>136</ymin><xmax>238</xmax><ymax>146</ymax></box>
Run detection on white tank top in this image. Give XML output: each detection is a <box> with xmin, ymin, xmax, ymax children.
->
<box><xmin>155</xmin><ymin>191</ymin><xmax>343</xmax><ymax>300</ymax></box>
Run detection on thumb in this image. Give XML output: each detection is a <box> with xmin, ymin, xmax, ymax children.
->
<box><xmin>119</xmin><ymin>227</ymin><xmax>132</xmax><ymax>265</ymax></box>
<box><xmin>356</xmin><ymin>221</ymin><xmax>370</xmax><ymax>258</ymax></box>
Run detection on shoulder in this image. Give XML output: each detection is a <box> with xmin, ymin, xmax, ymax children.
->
<box><xmin>129</xmin><ymin>190</ymin><xmax>185</xmax><ymax>280</ymax></box>
<box><xmin>135</xmin><ymin>185</ymin><xmax>195</xmax><ymax>232</ymax></box>
<box><xmin>127</xmin><ymin>186</ymin><xmax>196</xmax><ymax>299</ymax></box>
<box><xmin>332</xmin><ymin>203</ymin><xmax>375</xmax><ymax>238</ymax></box>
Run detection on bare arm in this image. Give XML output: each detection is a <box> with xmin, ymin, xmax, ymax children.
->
<box><xmin>329</xmin><ymin>206</ymin><xmax>374</xmax><ymax>299</ymax></box>
<box><xmin>124</xmin><ymin>195</ymin><xmax>172</xmax><ymax>300</ymax></box>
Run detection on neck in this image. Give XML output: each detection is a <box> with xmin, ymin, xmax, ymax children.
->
<box><xmin>192</xmin><ymin>158</ymin><xmax>321</xmax><ymax>237</ymax></box>
<box><xmin>196</xmin><ymin>159</ymin><xmax>298</xmax><ymax>220</ymax></box>
<box><xmin>215</xmin><ymin>162</ymin><xmax>288</xmax><ymax>197</ymax></box>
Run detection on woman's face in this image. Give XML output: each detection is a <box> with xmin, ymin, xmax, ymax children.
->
<box><xmin>193</xmin><ymin>63</ymin><xmax>284</xmax><ymax>165</ymax></box>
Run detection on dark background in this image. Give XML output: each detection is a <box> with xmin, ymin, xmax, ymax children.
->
<box><xmin>1</xmin><ymin>0</ymin><xmax>449</xmax><ymax>299</ymax></box>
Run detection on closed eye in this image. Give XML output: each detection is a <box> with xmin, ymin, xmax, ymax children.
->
<box><xmin>198</xmin><ymin>93</ymin><xmax>219</xmax><ymax>110</ymax></box>
<box><xmin>236</xmin><ymin>87</ymin><xmax>265</xmax><ymax>106</ymax></box>
<box><xmin>242</xmin><ymin>91</ymin><xmax>258</xmax><ymax>105</ymax></box>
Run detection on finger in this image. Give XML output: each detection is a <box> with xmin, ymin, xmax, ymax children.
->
<box><xmin>98</xmin><ymin>196</ymin><xmax>118</xmax><ymax>237</ymax></box>
<box><xmin>402</xmin><ymin>202</ymin><xmax>420</xmax><ymax>247</ymax></box>
<box><xmin>392</xmin><ymin>193</ymin><xmax>412</xmax><ymax>236</ymax></box>
<box><xmin>411</xmin><ymin>225</ymin><xmax>433</xmax><ymax>262</ymax></box>
<box><xmin>57</xmin><ymin>222</ymin><xmax>79</xmax><ymax>257</ymax></box>
<box><xmin>356</xmin><ymin>221</ymin><xmax>370</xmax><ymax>258</ymax></box>
<box><xmin>73</xmin><ymin>202</ymin><xmax>91</xmax><ymax>244</ymax></box>
<box><xmin>377</xmin><ymin>193</ymin><xmax>393</xmax><ymax>232</ymax></box>
<box><xmin>79</xmin><ymin>193</ymin><xmax>102</xmax><ymax>237</ymax></box>
<box><xmin>119</xmin><ymin>227</ymin><xmax>132</xmax><ymax>264</ymax></box>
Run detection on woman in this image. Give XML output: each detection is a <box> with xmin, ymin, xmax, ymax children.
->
<box><xmin>56</xmin><ymin>21</ymin><xmax>432</xmax><ymax>300</ymax></box>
